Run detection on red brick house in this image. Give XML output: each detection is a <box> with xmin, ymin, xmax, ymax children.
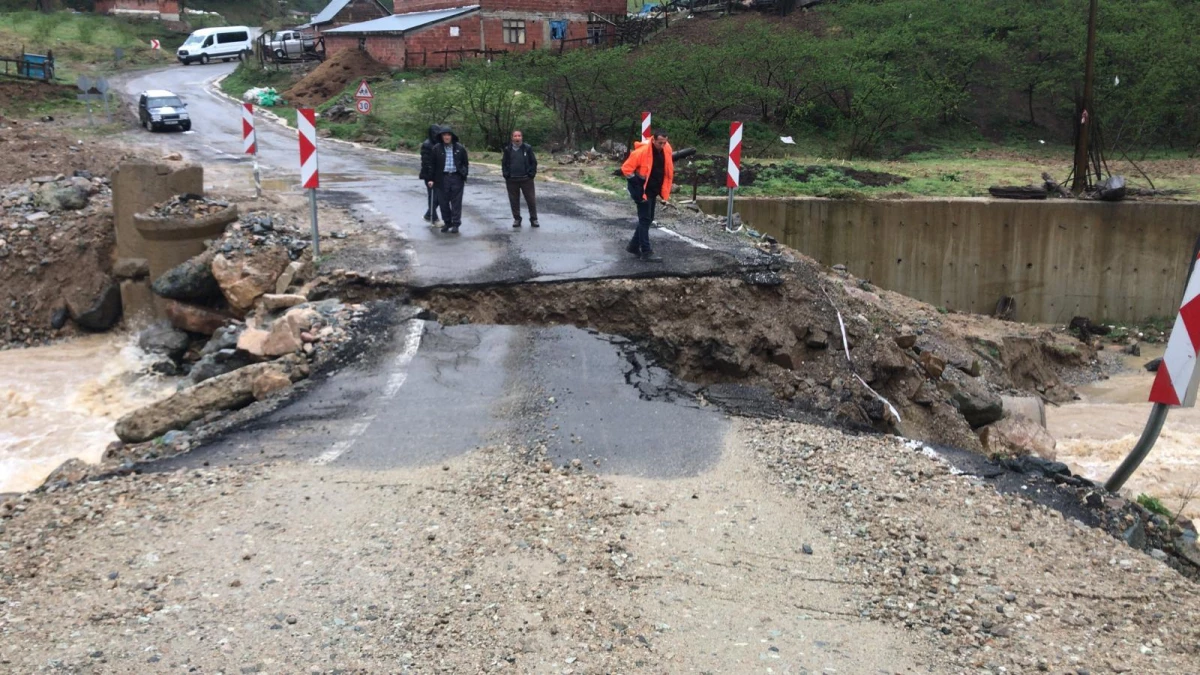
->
<box><xmin>308</xmin><ymin>0</ymin><xmax>393</xmax><ymax>34</ymax></box>
<box><xmin>95</xmin><ymin>0</ymin><xmax>180</xmax><ymax>21</ymax></box>
<box><xmin>321</xmin><ymin>0</ymin><xmax>625</xmax><ymax>69</ymax></box>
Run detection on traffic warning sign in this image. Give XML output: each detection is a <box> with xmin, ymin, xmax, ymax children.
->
<box><xmin>355</xmin><ymin>79</ymin><xmax>373</xmax><ymax>99</ymax></box>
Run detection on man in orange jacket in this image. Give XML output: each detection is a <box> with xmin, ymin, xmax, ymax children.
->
<box><xmin>621</xmin><ymin>130</ymin><xmax>673</xmax><ymax>262</ymax></box>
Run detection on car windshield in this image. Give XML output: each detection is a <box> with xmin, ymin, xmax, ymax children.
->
<box><xmin>182</xmin><ymin>34</ymin><xmax>204</xmax><ymax>46</ymax></box>
<box><xmin>148</xmin><ymin>97</ymin><xmax>183</xmax><ymax>108</ymax></box>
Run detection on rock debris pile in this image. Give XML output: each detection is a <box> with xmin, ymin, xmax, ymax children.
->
<box><xmin>0</xmin><ymin>171</ymin><xmax>120</xmax><ymax>346</ymax></box>
<box><xmin>115</xmin><ymin>209</ymin><xmax>366</xmax><ymax>454</ymax></box>
<box><xmin>145</xmin><ymin>194</ymin><xmax>231</xmax><ymax>219</ymax></box>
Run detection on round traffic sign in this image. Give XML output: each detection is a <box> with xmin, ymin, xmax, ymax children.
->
<box><xmin>355</xmin><ymin>98</ymin><xmax>372</xmax><ymax>115</ymax></box>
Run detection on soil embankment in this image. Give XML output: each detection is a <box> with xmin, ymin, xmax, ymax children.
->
<box><xmin>282</xmin><ymin>48</ymin><xmax>388</xmax><ymax>108</ymax></box>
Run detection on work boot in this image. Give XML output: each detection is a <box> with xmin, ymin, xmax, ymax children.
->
<box><xmin>423</xmin><ymin>213</ymin><xmax>432</xmax><ymax>222</ymax></box>
<box><xmin>440</xmin><ymin>224</ymin><xmax>452</xmax><ymax>233</ymax></box>
<box><xmin>530</xmin><ymin>220</ymin><xmax>539</xmax><ymax>228</ymax></box>
<box><xmin>626</xmin><ymin>242</ymin><xmax>640</xmax><ymax>255</ymax></box>
<box><xmin>513</xmin><ymin>219</ymin><xmax>522</xmax><ymax>228</ymax></box>
<box><xmin>639</xmin><ymin>251</ymin><xmax>663</xmax><ymax>263</ymax></box>
<box><xmin>449</xmin><ymin>225</ymin><xmax>460</xmax><ymax>233</ymax></box>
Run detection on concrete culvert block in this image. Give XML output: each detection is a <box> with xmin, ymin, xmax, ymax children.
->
<box><xmin>135</xmin><ymin>204</ymin><xmax>237</xmax><ymax>292</ymax></box>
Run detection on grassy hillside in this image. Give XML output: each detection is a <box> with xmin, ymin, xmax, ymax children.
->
<box><xmin>0</xmin><ymin>11</ymin><xmax>187</xmax><ymax>79</ymax></box>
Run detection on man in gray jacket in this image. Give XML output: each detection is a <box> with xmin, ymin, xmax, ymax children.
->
<box><xmin>502</xmin><ymin>130</ymin><xmax>538</xmax><ymax>228</ymax></box>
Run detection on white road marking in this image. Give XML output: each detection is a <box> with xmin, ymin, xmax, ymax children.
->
<box><xmin>383</xmin><ymin>319</ymin><xmax>424</xmax><ymax>399</ymax></box>
<box><xmin>311</xmin><ymin>438</ymin><xmax>357</xmax><ymax>466</ymax></box>
<box><xmin>658</xmin><ymin>226</ymin><xmax>713</xmax><ymax>250</ymax></box>
<box><xmin>309</xmin><ymin>319</ymin><xmax>424</xmax><ymax>465</ymax></box>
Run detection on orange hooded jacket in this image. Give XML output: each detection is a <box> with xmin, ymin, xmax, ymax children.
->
<box><xmin>621</xmin><ymin>139</ymin><xmax>674</xmax><ymax>201</ymax></box>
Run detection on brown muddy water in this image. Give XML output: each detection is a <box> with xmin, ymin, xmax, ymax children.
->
<box><xmin>1050</xmin><ymin>345</ymin><xmax>1200</xmax><ymax>519</ymax></box>
<box><xmin>0</xmin><ymin>335</ymin><xmax>176</xmax><ymax>494</ymax></box>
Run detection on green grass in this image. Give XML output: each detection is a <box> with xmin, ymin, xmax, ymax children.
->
<box><xmin>1137</xmin><ymin>494</ymin><xmax>1172</xmax><ymax>518</ymax></box>
<box><xmin>317</xmin><ymin>73</ymin><xmax>442</xmax><ymax>151</ymax></box>
<box><xmin>0</xmin><ymin>12</ymin><xmax>187</xmax><ymax>118</ymax></box>
<box><xmin>0</xmin><ymin>12</ymin><xmax>186</xmax><ymax>80</ymax></box>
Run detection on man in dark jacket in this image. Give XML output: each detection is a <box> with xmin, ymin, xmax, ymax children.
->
<box><xmin>501</xmin><ymin>129</ymin><xmax>538</xmax><ymax>228</ymax></box>
<box><xmin>418</xmin><ymin>124</ymin><xmax>446</xmax><ymax>225</ymax></box>
<box><xmin>427</xmin><ymin>127</ymin><xmax>469</xmax><ymax>233</ymax></box>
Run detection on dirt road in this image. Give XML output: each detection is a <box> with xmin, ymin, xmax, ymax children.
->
<box><xmin>5</xmin><ymin>418</ymin><xmax>1199</xmax><ymax>673</ymax></box>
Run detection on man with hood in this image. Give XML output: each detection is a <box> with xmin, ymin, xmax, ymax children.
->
<box><xmin>620</xmin><ymin>130</ymin><xmax>673</xmax><ymax>262</ymax></box>
<box><xmin>427</xmin><ymin>127</ymin><xmax>469</xmax><ymax>233</ymax></box>
<box><xmin>419</xmin><ymin>124</ymin><xmax>445</xmax><ymax>225</ymax></box>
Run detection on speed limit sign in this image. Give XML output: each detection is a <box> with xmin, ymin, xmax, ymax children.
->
<box><xmin>355</xmin><ymin>98</ymin><xmax>372</xmax><ymax>115</ymax></box>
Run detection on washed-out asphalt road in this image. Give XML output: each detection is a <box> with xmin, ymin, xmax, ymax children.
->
<box><xmin>122</xmin><ymin>62</ymin><xmax>744</xmax><ymax>478</ymax></box>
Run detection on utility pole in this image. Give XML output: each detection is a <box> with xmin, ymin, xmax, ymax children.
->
<box><xmin>1071</xmin><ymin>0</ymin><xmax>1099</xmax><ymax>195</ymax></box>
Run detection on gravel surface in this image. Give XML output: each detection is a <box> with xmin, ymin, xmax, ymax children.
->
<box><xmin>3</xmin><ymin>418</ymin><xmax>1197</xmax><ymax>673</ymax></box>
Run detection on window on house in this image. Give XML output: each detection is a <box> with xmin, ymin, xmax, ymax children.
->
<box><xmin>586</xmin><ymin>22</ymin><xmax>605</xmax><ymax>45</ymax></box>
<box><xmin>549</xmin><ymin>20</ymin><xmax>567</xmax><ymax>41</ymax></box>
<box><xmin>503</xmin><ymin>19</ymin><xmax>526</xmax><ymax>45</ymax></box>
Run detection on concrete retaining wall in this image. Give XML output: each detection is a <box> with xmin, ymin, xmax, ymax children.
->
<box><xmin>701</xmin><ymin>197</ymin><xmax>1200</xmax><ymax>323</ymax></box>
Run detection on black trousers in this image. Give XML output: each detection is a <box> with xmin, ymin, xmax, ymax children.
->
<box><xmin>630</xmin><ymin>197</ymin><xmax>656</xmax><ymax>253</ymax></box>
<box><xmin>438</xmin><ymin>174</ymin><xmax>464</xmax><ymax>227</ymax></box>
<box><xmin>506</xmin><ymin>178</ymin><xmax>538</xmax><ymax>223</ymax></box>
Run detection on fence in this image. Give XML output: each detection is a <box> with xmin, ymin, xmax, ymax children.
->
<box><xmin>0</xmin><ymin>48</ymin><xmax>55</xmax><ymax>82</ymax></box>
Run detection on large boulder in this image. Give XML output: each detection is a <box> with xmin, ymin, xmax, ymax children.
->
<box><xmin>939</xmin><ymin>368</ymin><xmax>1003</xmax><ymax>429</ymax></box>
<box><xmin>979</xmin><ymin>415</ymin><xmax>1057</xmax><ymax>460</ymax></box>
<box><xmin>137</xmin><ymin>323</ymin><xmax>190</xmax><ymax>361</ymax></box>
<box><xmin>164</xmin><ymin>299</ymin><xmax>231</xmax><ymax>336</ymax></box>
<box><xmin>114</xmin><ymin>356</ymin><xmax>308</xmax><ymax>443</ymax></box>
<box><xmin>200</xmin><ymin>324</ymin><xmax>245</xmax><ymax>356</ymax></box>
<box><xmin>261</xmin><ymin>307</ymin><xmax>319</xmax><ymax>357</ymax></box>
<box><xmin>67</xmin><ymin>281</ymin><xmax>122</xmax><ymax>331</ymax></box>
<box><xmin>35</xmin><ymin>182</ymin><xmax>89</xmax><ymax>211</ymax></box>
<box><xmin>252</xmin><ymin>369</ymin><xmax>293</xmax><ymax>400</ymax></box>
<box><xmin>189</xmin><ymin>348</ymin><xmax>256</xmax><ymax>384</ymax></box>
<box><xmin>151</xmin><ymin>247</ymin><xmax>220</xmax><ymax>301</ymax></box>
<box><xmin>212</xmin><ymin>246</ymin><xmax>291</xmax><ymax>313</ymax></box>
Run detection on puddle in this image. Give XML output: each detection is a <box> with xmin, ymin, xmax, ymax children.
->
<box><xmin>1048</xmin><ymin>344</ymin><xmax>1200</xmax><ymax>518</ymax></box>
<box><xmin>0</xmin><ymin>334</ymin><xmax>177</xmax><ymax>494</ymax></box>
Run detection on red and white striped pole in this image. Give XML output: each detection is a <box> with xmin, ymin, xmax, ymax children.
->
<box><xmin>242</xmin><ymin>102</ymin><xmax>261</xmax><ymax>199</ymax></box>
<box><xmin>641</xmin><ymin>111</ymin><xmax>652</xmax><ymax>143</ymax></box>
<box><xmin>1106</xmin><ymin>241</ymin><xmax>1200</xmax><ymax>492</ymax></box>
<box><xmin>725</xmin><ymin>121</ymin><xmax>743</xmax><ymax>232</ymax></box>
<box><xmin>297</xmin><ymin>108</ymin><xmax>321</xmax><ymax>257</ymax></box>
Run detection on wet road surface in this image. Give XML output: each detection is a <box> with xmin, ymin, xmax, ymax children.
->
<box><xmin>123</xmin><ymin>62</ymin><xmax>738</xmax><ymax>478</ymax></box>
<box><xmin>121</xmin><ymin>62</ymin><xmax>743</xmax><ymax>287</ymax></box>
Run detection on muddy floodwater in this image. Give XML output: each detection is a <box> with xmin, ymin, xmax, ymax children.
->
<box><xmin>0</xmin><ymin>335</ymin><xmax>175</xmax><ymax>494</ymax></box>
<box><xmin>1051</xmin><ymin>346</ymin><xmax>1200</xmax><ymax>519</ymax></box>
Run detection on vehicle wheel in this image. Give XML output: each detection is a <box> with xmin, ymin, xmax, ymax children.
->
<box><xmin>181</xmin><ymin>123</ymin><xmax>191</xmax><ymax>132</ymax></box>
<box><xmin>274</xmin><ymin>49</ymin><xmax>286</xmax><ymax>59</ymax></box>
<box><xmin>143</xmin><ymin>118</ymin><xmax>151</xmax><ymax>131</ymax></box>
<box><xmin>200</xmin><ymin>54</ymin><xmax>209</xmax><ymax>65</ymax></box>
<box><xmin>238</xmin><ymin>50</ymin><xmax>246</xmax><ymax>61</ymax></box>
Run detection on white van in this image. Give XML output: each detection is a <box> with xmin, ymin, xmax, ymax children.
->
<box><xmin>177</xmin><ymin>26</ymin><xmax>252</xmax><ymax>65</ymax></box>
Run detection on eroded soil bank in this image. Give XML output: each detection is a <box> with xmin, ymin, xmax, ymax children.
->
<box><xmin>415</xmin><ymin>268</ymin><xmax>1091</xmax><ymax>454</ymax></box>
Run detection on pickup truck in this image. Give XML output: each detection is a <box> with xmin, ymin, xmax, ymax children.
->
<box><xmin>268</xmin><ymin>30</ymin><xmax>317</xmax><ymax>59</ymax></box>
